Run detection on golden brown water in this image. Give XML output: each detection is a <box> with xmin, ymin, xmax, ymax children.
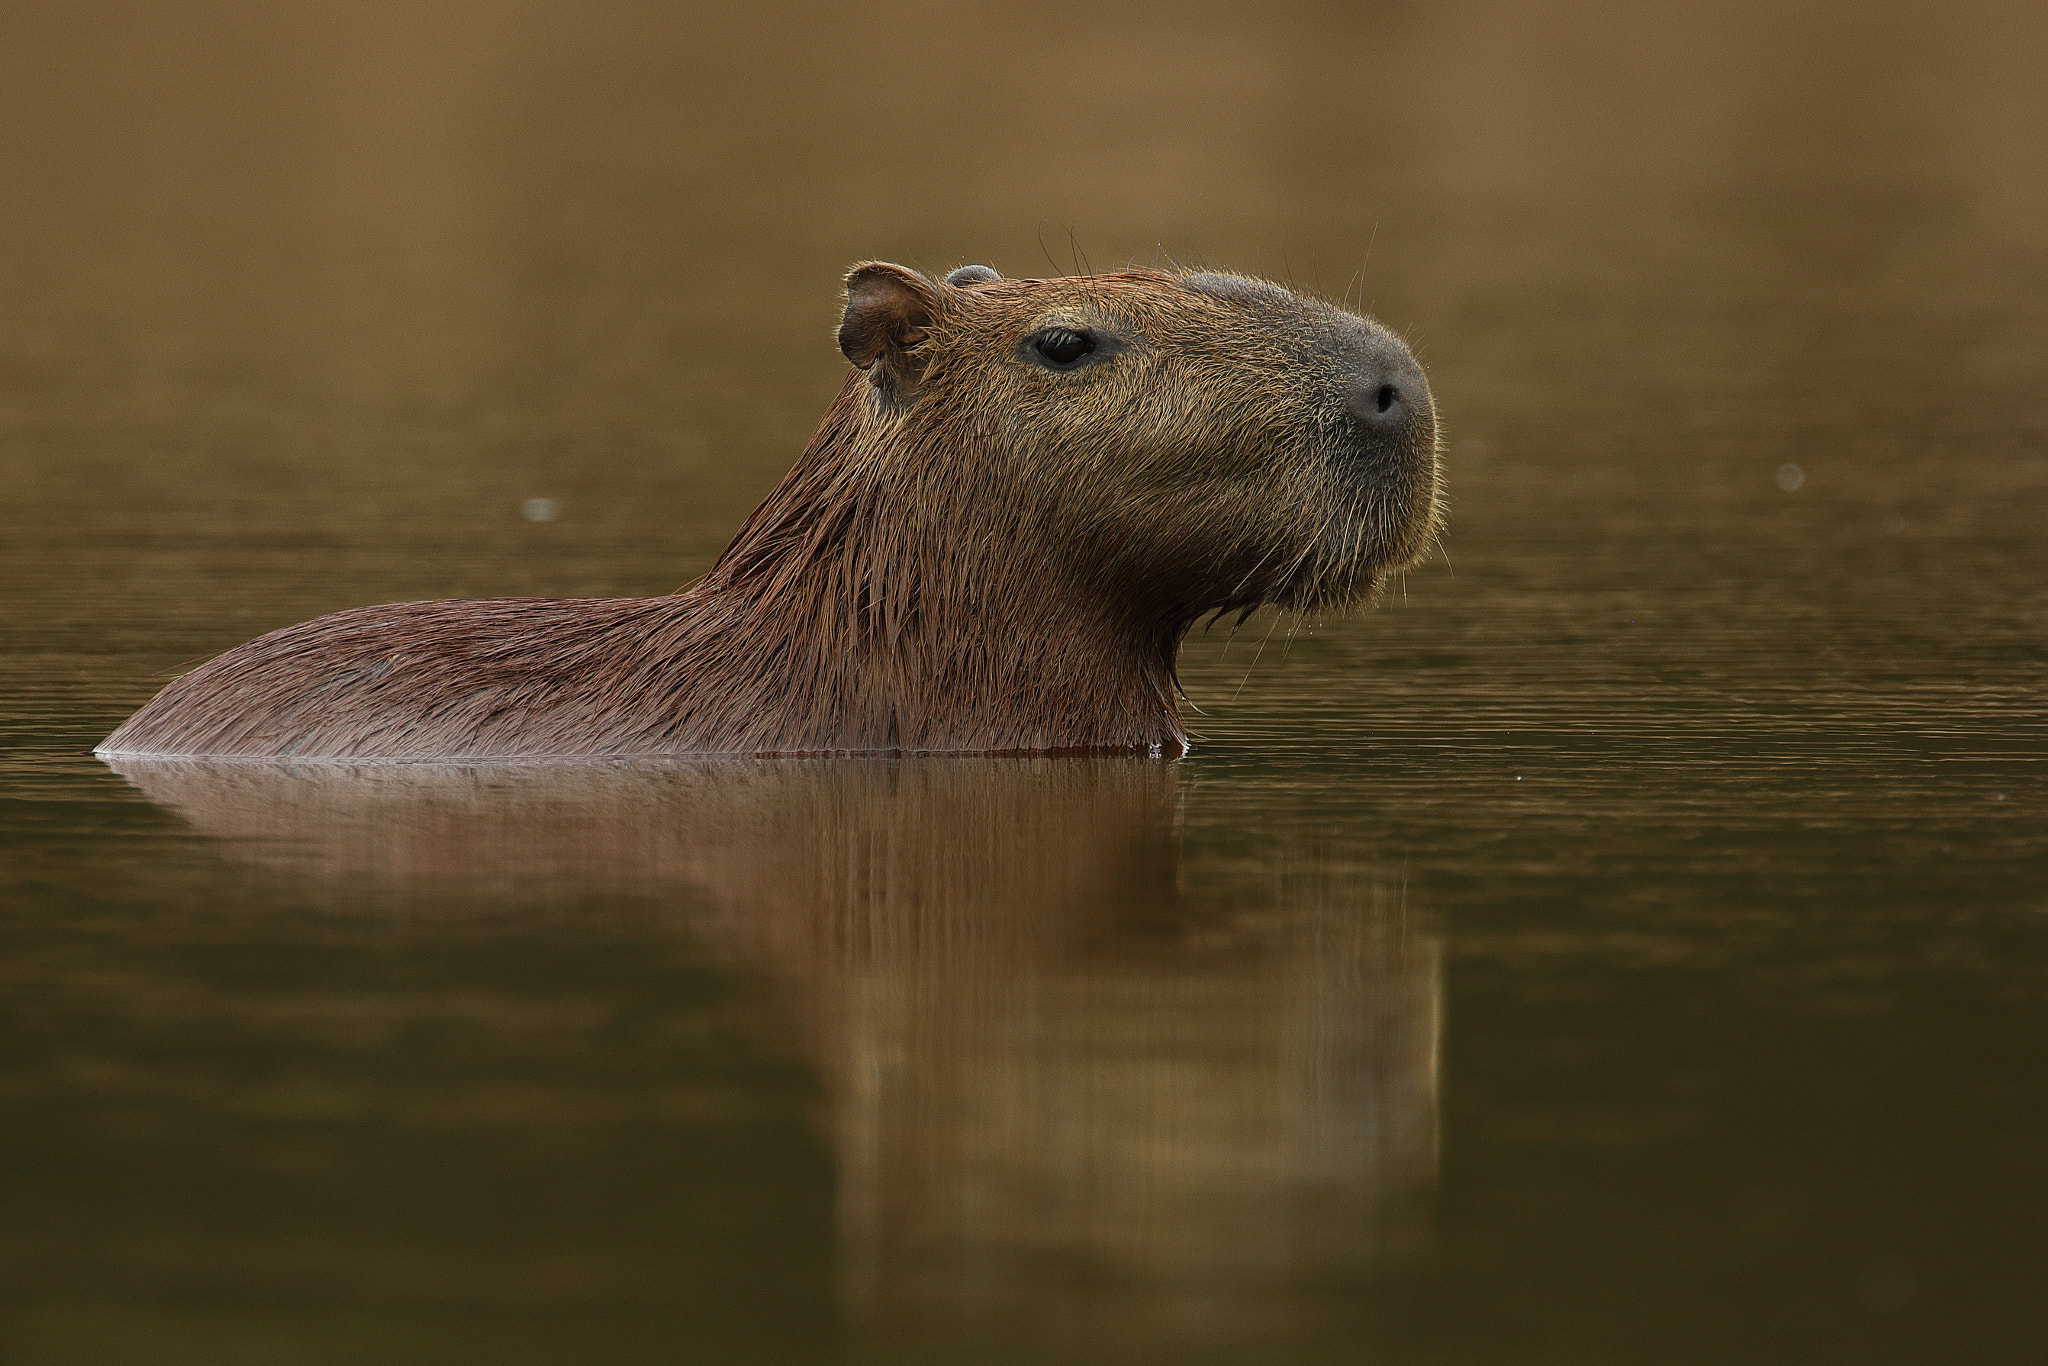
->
<box><xmin>4</xmin><ymin>0</ymin><xmax>2045</xmax><ymax>1361</ymax></box>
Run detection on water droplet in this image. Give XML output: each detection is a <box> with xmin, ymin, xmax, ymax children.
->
<box><xmin>521</xmin><ymin>498</ymin><xmax>562</xmax><ymax>523</ymax></box>
<box><xmin>1774</xmin><ymin>463</ymin><xmax>1806</xmax><ymax>492</ymax></box>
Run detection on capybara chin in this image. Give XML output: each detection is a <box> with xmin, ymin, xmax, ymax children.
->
<box><xmin>99</xmin><ymin>261</ymin><xmax>1442</xmax><ymax>761</ymax></box>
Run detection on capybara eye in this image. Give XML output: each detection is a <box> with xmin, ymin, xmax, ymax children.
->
<box><xmin>1031</xmin><ymin>329</ymin><xmax>1095</xmax><ymax>367</ymax></box>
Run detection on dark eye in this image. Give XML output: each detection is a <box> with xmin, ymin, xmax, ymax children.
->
<box><xmin>1030</xmin><ymin>328</ymin><xmax>1095</xmax><ymax>367</ymax></box>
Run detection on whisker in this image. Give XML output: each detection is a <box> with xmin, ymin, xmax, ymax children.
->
<box><xmin>1232</xmin><ymin>607</ymin><xmax>1289</xmax><ymax>700</ymax></box>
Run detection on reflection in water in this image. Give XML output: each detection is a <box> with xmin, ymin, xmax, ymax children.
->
<box><xmin>109</xmin><ymin>757</ymin><xmax>1439</xmax><ymax>1352</ymax></box>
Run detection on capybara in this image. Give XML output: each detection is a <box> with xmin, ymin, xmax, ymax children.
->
<box><xmin>99</xmin><ymin>262</ymin><xmax>1440</xmax><ymax>759</ymax></box>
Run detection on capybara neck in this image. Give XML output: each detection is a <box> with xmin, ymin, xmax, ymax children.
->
<box><xmin>99</xmin><ymin>262</ymin><xmax>1441</xmax><ymax>760</ymax></box>
<box><xmin>694</xmin><ymin>379</ymin><xmax>1185</xmax><ymax>754</ymax></box>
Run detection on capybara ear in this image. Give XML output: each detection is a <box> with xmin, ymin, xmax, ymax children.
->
<box><xmin>839</xmin><ymin>263</ymin><xmax>939</xmax><ymax>391</ymax></box>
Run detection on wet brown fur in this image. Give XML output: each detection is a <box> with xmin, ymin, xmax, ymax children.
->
<box><xmin>100</xmin><ymin>264</ymin><xmax>1440</xmax><ymax>760</ymax></box>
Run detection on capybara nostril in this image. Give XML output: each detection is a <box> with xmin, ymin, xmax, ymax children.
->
<box><xmin>1347</xmin><ymin>369</ymin><xmax>1416</xmax><ymax>429</ymax></box>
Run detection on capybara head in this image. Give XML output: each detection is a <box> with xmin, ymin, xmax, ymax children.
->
<box><xmin>833</xmin><ymin>262</ymin><xmax>1441</xmax><ymax>626</ymax></box>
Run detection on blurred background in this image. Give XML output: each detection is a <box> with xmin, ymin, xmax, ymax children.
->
<box><xmin>2</xmin><ymin>0</ymin><xmax>2045</xmax><ymax>1362</ymax></box>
